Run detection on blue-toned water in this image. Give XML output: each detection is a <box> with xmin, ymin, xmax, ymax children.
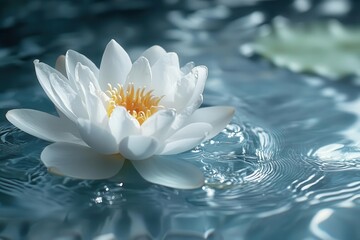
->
<box><xmin>1</xmin><ymin>0</ymin><xmax>360</xmax><ymax>239</ymax></box>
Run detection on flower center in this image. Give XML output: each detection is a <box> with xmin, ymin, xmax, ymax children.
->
<box><xmin>106</xmin><ymin>83</ymin><xmax>162</xmax><ymax>125</ymax></box>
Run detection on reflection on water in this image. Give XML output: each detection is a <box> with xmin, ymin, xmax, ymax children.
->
<box><xmin>1</xmin><ymin>0</ymin><xmax>360</xmax><ymax>239</ymax></box>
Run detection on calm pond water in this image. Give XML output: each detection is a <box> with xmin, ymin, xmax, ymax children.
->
<box><xmin>1</xmin><ymin>0</ymin><xmax>360</xmax><ymax>239</ymax></box>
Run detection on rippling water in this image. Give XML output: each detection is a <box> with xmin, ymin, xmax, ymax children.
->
<box><xmin>1</xmin><ymin>0</ymin><xmax>360</xmax><ymax>239</ymax></box>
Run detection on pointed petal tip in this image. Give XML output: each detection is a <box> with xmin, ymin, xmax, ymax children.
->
<box><xmin>108</xmin><ymin>39</ymin><xmax>119</xmax><ymax>47</ymax></box>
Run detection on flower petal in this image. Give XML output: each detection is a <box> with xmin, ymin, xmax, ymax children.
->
<box><xmin>119</xmin><ymin>136</ymin><xmax>158</xmax><ymax>160</ymax></box>
<box><xmin>41</xmin><ymin>142</ymin><xmax>124</xmax><ymax>180</ymax></box>
<box><xmin>34</xmin><ymin>60</ymin><xmax>77</xmax><ymax>121</ymax></box>
<box><xmin>6</xmin><ymin>109</ymin><xmax>81</xmax><ymax>143</ymax></box>
<box><xmin>186</xmin><ymin>106</ymin><xmax>235</xmax><ymax>140</ymax></box>
<box><xmin>75</xmin><ymin>62</ymin><xmax>101</xmax><ymax>91</ymax></box>
<box><xmin>185</xmin><ymin>65</ymin><xmax>207</xmax><ymax>110</ymax></box>
<box><xmin>159</xmin><ymin>122</ymin><xmax>212</xmax><ymax>155</ymax></box>
<box><xmin>181</xmin><ymin>62</ymin><xmax>195</xmax><ymax>75</ymax></box>
<box><xmin>108</xmin><ymin>107</ymin><xmax>140</xmax><ymax>144</ymax></box>
<box><xmin>65</xmin><ymin>49</ymin><xmax>99</xmax><ymax>87</ymax></box>
<box><xmin>55</xmin><ymin>55</ymin><xmax>66</xmax><ymax>77</ymax></box>
<box><xmin>141</xmin><ymin>109</ymin><xmax>176</xmax><ymax>140</ymax></box>
<box><xmin>79</xmin><ymin>81</ymin><xmax>106</xmax><ymax>125</ymax></box>
<box><xmin>170</xmin><ymin>66</ymin><xmax>208</xmax><ymax>129</ymax></box>
<box><xmin>141</xmin><ymin>45</ymin><xmax>167</xmax><ymax>66</ymax></box>
<box><xmin>99</xmin><ymin>39</ymin><xmax>132</xmax><ymax>90</ymax></box>
<box><xmin>49</xmin><ymin>73</ymin><xmax>88</xmax><ymax>119</ymax></box>
<box><xmin>125</xmin><ymin>56</ymin><xmax>152</xmax><ymax>89</ymax></box>
<box><xmin>132</xmin><ymin>156</ymin><xmax>204</xmax><ymax>189</ymax></box>
<box><xmin>151</xmin><ymin>52</ymin><xmax>181</xmax><ymax>104</ymax></box>
<box><xmin>77</xmin><ymin>119</ymin><xmax>118</xmax><ymax>154</ymax></box>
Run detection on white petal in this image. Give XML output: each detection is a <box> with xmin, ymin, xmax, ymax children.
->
<box><xmin>159</xmin><ymin>122</ymin><xmax>212</xmax><ymax>155</ymax></box>
<box><xmin>132</xmin><ymin>156</ymin><xmax>204</xmax><ymax>189</ymax></box>
<box><xmin>49</xmin><ymin>73</ymin><xmax>88</xmax><ymax>119</ymax></box>
<box><xmin>151</xmin><ymin>52</ymin><xmax>181</xmax><ymax>104</ymax></box>
<box><xmin>108</xmin><ymin>107</ymin><xmax>140</xmax><ymax>144</ymax></box>
<box><xmin>141</xmin><ymin>109</ymin><xmax>176</xmax><ymax>140</ymax></box>
<box><xmin>125</xmin><ymin>56</ymin><xmax>152</xmax><ymax>89</ymax></box>
<box><xmin>75</xmin><ymin>62</ymin><xmax>101</xmax><ymax>91</ymax></box>
<box><xmin>170</xmin><ymin>66</ymin><xmax>207</xmax><ymax>129</ymax></box>
<box><xmin>65</xmin><ymin>49</ymin><xmax>99</xmax><ymax>88</ymax></box>
<box><xmin>99</xmin><ymin>39</ymin><xmax>132</xmax><ymax>91</ymax></box>
<box><xmin>173</xmin><ymin>69</ymin><xmax>197</xmax><ymax>111</ymax></box>
<box><xmin>186</xmin><ymin>106</ymin><xmax>235</xmax><ymax>140</ymax></box>
<box><xmin>77</xmin><ymin>119</ymin><xmax>118</xmax><ymax>154</ymax></box>
<box><xmin>159</xmin><ymin>137</ymin><xmax>205</xmax><ymax>155</ymax></box>
<box><xmin>80</xmin><ymin>82</ymin><xmax>107</xmax><ymax>125</ymax></box>
<box><xmin>181</xmin><ymin>62</ymin><xmax>195</xmax><ymax>75</ymax></box>
<box><xmin>171</xmin><ymin>94</ymin><xmax>203</xmax><ymax>130</ymax></box>
<box><xmin>41</xmin><ymin>143</ymin><xmax>124</xmax><ymax>180</ymax></box>
<box><xmin>34</xmin><ymin>60</ymin><xmax>77</xmax><ymax>121</ymax></box>
<box><xmin>119</xmin><ymin>136</ymin><xmax>158</xmax><ymax>160</ymax></box>
<box><xmin>141</xmin><ymin>45</ymin><xmax>167</xmax><ymax>66</ymax></box>
<box><xmin>55</xmin><ymin>55</ymin><xmax>66</xmax><ymax>77</ymax></box>
<box><xmin>185</xmin><ymin>65</ymin><xmax>207</xmax><ymax>110</ymax></box>
<box><xmin>6</xmin><ymin>109</ymin><xmax>81</xmax><ymax>143</ymax></box>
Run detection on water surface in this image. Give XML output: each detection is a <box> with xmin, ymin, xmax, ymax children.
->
<box><xmin>1</xmin><ymin>0</ymin><xmax>360</xmax><ymax>239</ymax></box>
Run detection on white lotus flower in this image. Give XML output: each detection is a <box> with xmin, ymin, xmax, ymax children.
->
<box><xmin>6</xmin><ymin>39</ymin><xmax>234</xmax><ymax>189</ymax></box>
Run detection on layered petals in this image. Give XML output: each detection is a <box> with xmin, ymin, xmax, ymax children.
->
<box><xmin>141</xmin><ymin>109</ymin><xmax>176</xmax><ymax>139</ymax></box>
<box><xmin>119</xmin><ymin>136</ymin><xmax>159</xmax><ymax>160</ymax></box>
<box><xmin>77</xmin><ymin>119</ymin><xmax>118</xmax><ymax>154</ymax></box>
<box><xmin>7</xmin><ymin>40</ymin><xmax>235</xmax><ymax>189</ymax></box>
<box><xmin>125</xmin><ymin>57</ymin><xmax>152</xmax><ymax>89</ymax></box>
<box><xmin>108</xmin><ymin>107</ymin><xmax>140</xmax><ymax>144</ymax></box>
<box><xmin>34</xmin><ymin>60</ymin><xmax>78</xmax><ymax>121</ymax></box>
<box><xmin>65</xmin><ymin>49</ymin><xmax>99</xmax><ymax>88</ymax></box>
<box><xmin>140</xmin><ymin>45</ymin><xmax>167</xmax><ymax>66</ymax></box>
<box><xmin>41</xmin><ymin>142</ymin><xmax>124</xmax><ymax>179</ymax></box>
<box><xmin>151</xmin><ymin>52</ymin><xmax>181</xmax><ymax>104</ymax></box>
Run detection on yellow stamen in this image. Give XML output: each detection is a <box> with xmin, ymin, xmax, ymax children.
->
<box><xmin>106</xmin><ymin>83</ymin><xmax>163</xmax><ymax>125</ymax></box>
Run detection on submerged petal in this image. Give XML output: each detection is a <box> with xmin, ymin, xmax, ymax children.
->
<box><xmin>119</xmin><ymin>135</ymin><xmax>158</xmax><ymax>160</ymax></box>
<box><xmin>6</xmin><ymin>109</ymin><xmax>81</xmax><ymax>144</ymax></box>
<box><xmin>41</xmin><ymin>142</ymin><xmax>124</xmax><ymax>179</ymax></box>
<box><xmin>132</xmin><ymin>156</ymin><xmax>204</xmax><ymax>189</ymax></box>
<box><xmin>99</xmin><ymin>39</ymin><xmax>132</xmax><ymax>90</ymax></box>
<box><xmin>186</xmin><ymin>106</ymin><xmax>235</xmax><ymax>140</ymax></box>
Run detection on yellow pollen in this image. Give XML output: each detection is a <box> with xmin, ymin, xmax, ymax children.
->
<box><xmin>106</xmin><ymin>83</ymin><xmax>163</xmax><ymax>125</ymax></box>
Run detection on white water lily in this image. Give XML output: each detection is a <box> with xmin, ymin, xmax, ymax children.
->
<box><xmin>6</xmin><ymin>39</ymin><xmax>234</xmax><ymax>189</ymax></box>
